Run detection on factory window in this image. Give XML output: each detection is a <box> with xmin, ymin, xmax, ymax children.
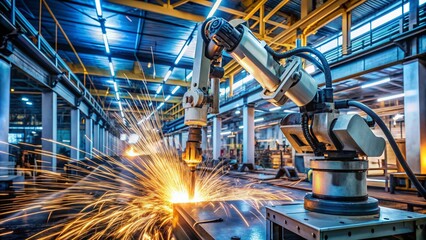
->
<box><xmin>371</xmin><ymin>6</ymin><xmax>404</xmax><ymax>29</ymax></box>
<box><xmin>317</xmin><ymin>39</ymin><xmax>338</xmax><ymax>53</ymax></box>
<box><xmin>351</xmin><ymin>23</ymin><xmax>370</xmax><ymax>39</ymax></box>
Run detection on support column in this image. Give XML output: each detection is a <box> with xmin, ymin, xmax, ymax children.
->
<box><xmin>85</xmin><ymin>116</ymin><xmax>93</xmax><ymax>159</ymax></box>
<box><xmin>243</xmin><ymin>104</ymin><xmax>255</xmax><ymax>165</ymax></box>
<box><xmin>342</xmin><ymin>10</ymin><xmax>352</xmax><ymax>55</ymax></box>
<box><xmin>178</xmin><ymin>133</ymin><xmax>183</xmax><ymax>150</ymax></box>
<box><xmin>404</xmin><ymin>59</ymin><xmax>426</xmax><ymax>173</ymax></box>
<box><xmin>93</xmin><ymin>121</ymin><xmax>100</xmax><ymax>150</ymax></box>
<box><xmin>99</xmin><ymin>126</ymin><xmax>104</xmax><ymax>153</ymax></box>
<box><xmin>201</xmin><ymin>127</ymin><xmax>208</xmax><ymax>152</ymax></box>
<box><xmin>301</xmin><ymin>0</ymin><xmax>313</xmax><ymax>18</ymax></box>
<box><xmin>212</xmin><ymin>116</ymin><xmax>222</xmax><ymax>160</ymax></box>
<box><xmin>70</xmin><ymin>108</ymin><xmax>80</xmax><ymax>160</ymax></box>
<box><xmin>0</xmin><ymin>59</ymin><xmax>11</xmax><ymax>176</ymax></box>
<box><xmin>42</xmin><ymin>91</ymin><xmax>57</xmax><ymax>172</ymax></box>
<box><xmin>229</xmin><ymin>74</ymin><xmax>234</xmax><ymax>97</ymax></box>
<box><xmin>105</xmin><ymin>130</ymin><xmax>109</xmax><ymax>156</ymax></box>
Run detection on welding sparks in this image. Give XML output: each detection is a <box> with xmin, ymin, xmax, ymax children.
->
<box><xmin>0</xmin><ymin>98</ymin><xmax>291</xmax><ymax>240</ymax></box>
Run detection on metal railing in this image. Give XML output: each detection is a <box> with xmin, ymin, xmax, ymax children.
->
<box><xmin>0</xmin><ymin>0</ymin><xmax>111</xmax><ymax>125</ymax></box>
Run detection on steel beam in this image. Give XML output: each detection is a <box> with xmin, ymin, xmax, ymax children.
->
<box><xmin>342</xmin><ymin>10</ymin><xmax>352</xmax><ymax>55</ymax></box>
<box><xmin>93</xmin><ymin>121</ymin><xmax>100</xmax><ymax>151</ymax></box>
<box><xmin>243</xmin><ymin>103</ymin><xmax>255</xmax><ymax>165</ymax></box>
<box><xmin>212</xmin><ymin>116</ymin><xmax>221</xmax><ymax>160</ymax></box>
<box><xmin>70</xmin><ymin>108</ymin><xmax>80</xmax><ymax>160</ymax></box>
<box><xmin>0</xmin><ymin>58</ymin><xmax>11</xmax><ymax>176</ymax></box>
<box><xmin>69</xmin><ymin>65</ymin><xmax>190</xmax><ymax>87</ymax></box>
<box><xmin>189</xmin><ymin>0</ymin><xmax>288</xmax><ymax>29</ymax></box>
<box><xmin>90</xmin><ymin>90</ymin><xmax>181</xmax><ymax>103</ymax></box>
<box><xmin>264</xmin><ymin>0</ymin><xmax>290</xmax><ymax>22</ymax></box>
<box><xmin>85</xmin><ymin>116</ymin><xmax>93</xmax><ymax>159</ymax></box>
<box><xmin>172</xmin><ymin>0</ymin><xmax>189</xmax><ymax>8</ymax></box>
<box><xmin>108</xmin><ymin>0</ymin><xmax>205</xmax><ymax>22</ymax></box>
<box><xmin>42</xmin><ymin>91</ymin><xmax>57</xmax><ymax>172</ymax></box>
<box><xmin>403</xmin><ymin>59</ymin><xmax>426</xmax><ymax>174</ymax></box>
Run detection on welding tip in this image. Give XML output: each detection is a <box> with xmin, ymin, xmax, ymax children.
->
<box><xmin>189</xmin><ymin>167</ymin><xmax>196</xmax><ymax>200</ymax></box>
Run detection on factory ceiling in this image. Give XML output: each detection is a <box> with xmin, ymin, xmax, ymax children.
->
<box><xmin>13</xmin><ymin>0</ymin><xmax>403</xmax><ymax>123</ymax></box>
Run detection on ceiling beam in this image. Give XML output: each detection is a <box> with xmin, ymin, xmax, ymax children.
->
<box><xmin>69</xmin><ymin>65</ymin><xmax>190</xmax><ymax>87</ymax></box>
<box><xmin>91</xmin><ymin>90</ymin><xmax>182</xmax><ymax>103</ymax></box>
<box><xmin>172</xmin><ymin>0</ymin><xmax>190</xmax><ymax>8</ymax></box>
<box><xmin>222</xmin><ymin>0</ymin><xmax>365</xmax><ymax>77</ymax></box>
<box><xmin>109</xmin><ymin>0</ymin><xmax>289</xmax><ymax>30</ymax></box>
<box><xmin>264</xmin><ymin>0</ymin><xmax>290</xmax><ymax>22</ymax></box>
<box><xmin>190</xmin><ymin>0</ymin><xmax>289</xmax><ymax>29</ymax></box>
<box><xmin>56</xmin><ymin>44</ymin><xmax>193</xmax><ymax>70</ymax></box>
<box><xmin>108</xmin><ymin>0</ymin><xmax>205</xmax><ymax>22</ymax></box>
<box><xmin>270</xmin><ymin>0</ymin><xmax>365</xmax><ymax>45</ymax></box>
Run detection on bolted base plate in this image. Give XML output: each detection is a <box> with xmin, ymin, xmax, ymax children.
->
<box><xmin>304</xmin><ymin>193</ymin><xmax>380</xmax><ymax>216</ymax></box>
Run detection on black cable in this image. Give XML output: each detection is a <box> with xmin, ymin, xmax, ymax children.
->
<box><xmin>294</xmin><ymin>53</ymin><xmax>325</xmax><ymax>73</ymax></box>
<box><xmin>264</xmin><ymin>45</ymin><xmax>333</xmax><ymax>102</ymax></box>
<box><xmin>346</xmin><ymin>100</ymin><xmax>426</xmax><ymax>199</ymax></box>
<box><xmin>301</xmin><ymin>113</ymin><xmax>319</xmax><ymax>155</ymax></box>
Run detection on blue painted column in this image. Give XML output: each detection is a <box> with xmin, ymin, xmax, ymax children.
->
<box><xmin>243</xmin><ymin>104</ymin><xmax>255</xmax><ymax>165</ymax></box>
<box><xmin>85</xmin><ymin>115</ymin><xmax>93</xmax><ymax>159</ymax></box>
<box><xmin>0</xmin><ymin>59</ymin><xmax>11</xmax><ymax>176</ymax></box>
<box><xmin>70</xmin><ymin>108</ymin><xmax>80</xmax><ymax>160</ymax></box>
<box><xmin>42</xmin><ymin>91</ymin><xmax>57</xmax><ymax>172</ymax></box>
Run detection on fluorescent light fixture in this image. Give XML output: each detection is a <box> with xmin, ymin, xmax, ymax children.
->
<box><xmin>361</xmin><ymin>77</ymin><xmax>390</xmax><ymax>88</ymax></box>
<box><xmin>347</xmin><ymin>111</ymin><xmax>358</xmax><ymax>115</ymax></box>
<box><xmin>284</xmin><ymin>109</ymin><xmax>297</xmax><ymax>113</ymax></box>
<box><xmin>156</xmin><ymin>85</ymin><xmax>163</xmax><ymax>94</ymax></box>
<box><xmin>113</xmin><ymin>81</ymin><xmax>118</xmax><ymax>92</ymax></box>
<box><xmin>120</xmin><ymin>134</ymin><xmax>127</xmax><ymax>141</ymax></box>
<box><xmin>21</xmin><ymin>97</ymin><xmax>29</xmax><ymax>102</ymax></box>
<box><xmin>149</xmin><ymin>102</ymin><xmax>153</xmax><ymax>107</ymax></box>
<box><xmin>305</xmin><ymin>65</ymin><xmax>316</xmax><ymax>74</ymax></box>
<box><xmin>165</xmin><ymin>95</ymin><xmax>171</xmax><ymax>101</ymax></box>
<box><xmin>156</xmin><ymin>102</ymin><xmax>164</xmax><ymax>110</ymax></box>
<box><xmin>95</xmin><ymin>0</ymin><xmax>102</xmax><ymax>17</ymax></box>
<box><xmin>31</xmin><ymin>131</ymin><xmax>36</xmax><ymax>134</ymax></box>
<box><xmin>238</xmin><ymin>125</ymin><xmax>244</xmax><ymax>129</ymax></box>
<box><xmin>186</xmin><ymin>71</ymin><xmax>193</xmax><ymax>80</ymax></box>
<box><xmin>128</xmin><ymin>134</ymin><xmax>140</xmax><ymax>144</ymax></box>
<box><xmin>26</xmin><ymin>102</ymin><xmax>33</xmax><ymax>105</ymax></box>
<box><xmin>220</xmin><ymin>131</ymin><xmax>231</xmax><ymax>135</ymax></box>
<box><xmin>377</xmin><ymin>93</ymin><xmax>404</xmax><ymax>102</ymax></box>
<box><xmin>102</xmin><ymin>34</ymin><xmax>110</xmax><ymax>54</ymax></box>
<box><xmin>207</xmin><ymin>0</ymin><xmax>222</xmax><ymax>18</ymax></box>
<box><xmin>118</xmin><ymin>101</ymin><xmax>123</xmax><ymax>111</ymax></box>
<box><xmin>115</xmin><ymin>92</ymin><xmax>120</xmax><ymax>101</ymax></box>
<box><xmin>107</xmin><ymin>80</ymin><xmax>114</xmax><ymax>84</ymax></box>
<box><xmin>235</xmin><ymin>110</ymin><xmax>241</xmax><ymax>115</ymax></box>
<box><xmin>171</xmin><ymin>86</ymin><xmax>180</xmax><ymax>94</ymax></box>
<box><xmin>121</xmin><ymin>111</ymin><xmax>125</xmax><ymax>118</ymax></box>
<box><xmin>109</xmin><ymin>62</ymin><xmax>115</xmax><ymax>76</ymax></box>
<box><xmin>269</xmin><ymin>106</ymin><xmax>281</xmax><ymax>112</ymax></box>
<box><xmin>174</xmin><ymin>44</ymin><xmax>189</xmax><ymax>65</ymax></box>
<box><xmin>164</xmin><ymin>69</ymin><xmax>172</xmax><ymax>82</ymax></box>
<box><xmin>254</xmin><ymin>117</ymin><xmax>264</xmax><ymax>123</ymax></box>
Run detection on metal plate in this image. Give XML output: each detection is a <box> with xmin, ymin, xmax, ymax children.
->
<box><xmin>173</xmin><ymin>200</ymin><xmax>291</xmax><ymax>240</ymax></box>
<box><xmin>266</xmin><ymin>204</ymin><xmax>426</xmax><ymax>240</ymax></box>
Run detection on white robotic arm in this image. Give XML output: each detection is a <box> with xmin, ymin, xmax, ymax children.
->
<box><xmin>181</xmin><ymin>17</ymin><xmax>426</xmax><ymax>210</ymax></box>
